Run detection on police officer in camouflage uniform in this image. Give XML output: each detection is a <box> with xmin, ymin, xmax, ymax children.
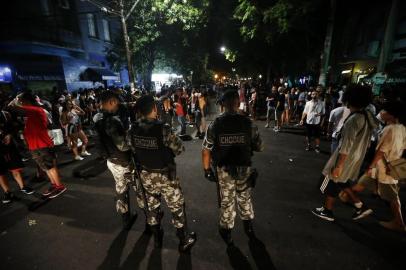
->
<box><xmin>94</xmin><ymin>91</ymin><xmax>140</xmax><ymax>230</ymax></box>
<box><xmin>202</xmin><ymin>89</ymin><xmax>263</xmax><ymax>245</ymax></box>
<box><xmin>128</xmin><ymin>95</ymin><xmax>196</xmax><ymax>252</ymax></box>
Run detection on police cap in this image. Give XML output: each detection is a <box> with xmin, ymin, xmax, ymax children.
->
<box><xmin>136</xmin><ymin>95</ymin><xmax>156</xmax><ymax>116</ymax></box>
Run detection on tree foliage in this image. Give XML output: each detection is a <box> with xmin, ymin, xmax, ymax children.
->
<box><xmin>233</xmin><ymin>0</ymin><xmax>328</xmax><ymax>77</ymax></box>
<box><xmin>107</xmin><ymin>0</ymin><xmax>209</xmax><ymax>90</ymax></box>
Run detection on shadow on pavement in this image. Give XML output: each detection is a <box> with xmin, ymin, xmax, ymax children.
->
<box><xmin>176</xmin><ymin>252</ymin><xmax>192</xmax><ymax>270</ymax></box>
<box><xmin>0</xmin><ymin>189</ymin><xmax>51</xmax><ymax>232</ymax></box>
<box><xmin>120</xmin><ymin>232</ymin><xmax>152</xmax><ymax>270</ymax></box>
<box><xmin>72</xmin><ymin>157</ymin><xmax>107</xmax><ymax>179</ymax></box>
<box><xmin>147</xmin><ymin>247</ymin><xmax>162</xmax><ymax>270</ymax></box>
<box><xmin>29</xmin><ymin>189</ymin><xmax>119</xmax><ymax>233</ymax></box>
<box><xmin>97</xmin><ymin>230</ymin><xmax>130</xmax><ymax>270</ymax></box>
<box><xmin>226</xmin><ymin>244</ymin><xmax>253</xmax><ymax>270</ymax></box>
<box><xmin>248</xmin><ymin>236</ymin><xmax>276</xmax><ymax>270</ymax></box>
<box><xmin>335</xmin><ymin>220</ymin><xmax>406</xmax><ymax>269</ymax></box>
<box><xmin>0</xmin><ymin>205</ymin><xmax>27</xmax><ymax>233</ymax></box>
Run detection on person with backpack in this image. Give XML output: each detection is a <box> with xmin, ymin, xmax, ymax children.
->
<box><xmin>347</xmin><ymin>100</ymin><xmax>406</xmax><ymax>231</ymax></box>
<box><xmin>312</xmin><ymin>84</ymin><xmax>378</xmax><ymax>222</ymax></box>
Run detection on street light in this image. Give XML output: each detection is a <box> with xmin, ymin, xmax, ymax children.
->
<box><xmin>214</xmin><ymin>74</ymin><xmax>218</xmax><ymax>79</ymax></box>
<box><xmin>259</xmin><ymin>74</ymin><xmax>262</xmax><ymax>79</ymax></box>
<box><xmin>220</xmin><ymin>46</ymin><xmax>226</xmax><ymax>53</ymax></box>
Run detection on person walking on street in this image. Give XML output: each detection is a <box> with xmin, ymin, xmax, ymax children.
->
<box><xmin>300</xmin><ymin>91</ymin><xmax>325</xmax><ymax>153</ymax></box>
<box><xmin>312</xmin><ymin>85</ymin><xmax>378</xmax><ymax>222</ymax></box>
<box><xmin>347</xmin><ymin>101</ymin><xmax>406</xmax><ymax>231</ymax></box>
<box><xmin>202</xmin><ymin>89</ymin><xmax>263</xmax><ymax>245</ymax></box>
<box><xmin>129</xmin><ymin>95</ymin><xmax>196</xmax><ymax>252</ymax></box>
<box><xmin>275</xmin><ymin>87</ymin><xmax>285</xmax><ymax>132</ymax></box>
<box><xmin>0</xmin><ymin>109</ymin><xmax>34</xmax><ymax>204</ymax></box>
<box><xmin>60</xmin><ymin>101</ymin><xmax>91</xmax><ymax>161</ymax></box>
<box><xmin>8</xmin><ymin>91</ymin><xmax>66</xmax><ymax>199</ymax></box>
<box><xmin>265</xmin><ymin>86</ymin><xmax>278</xmax><ymax>128</ymax></box>
<box><xmin>174</xmin><ymin>89</ymin><xmax>187</xmax><ymax>136</ymax></box>
<box><xmin>94</xmin><ymin>91</ymin><xmax>140</xmax><ymax>231</ymax></box>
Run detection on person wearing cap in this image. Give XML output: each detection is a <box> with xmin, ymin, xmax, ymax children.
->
<box><xmin>128</xmin><ymin>95</ymin><xmax>197</xmax><ymax>252</ymax></box>
<box><xmin>202</xmin><ymin>89</ymin><xmax>263</xmax><ymax>245</ymax></box>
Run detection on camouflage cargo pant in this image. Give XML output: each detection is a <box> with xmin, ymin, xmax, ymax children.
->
<box><xmin>217</xmin><ymin>167</ymin><xmax>255</xmax><ymax>229</ymax></box>
<box><xmin>107</xmin><ymin>160</ymin><xmax>142</xmax><ymax>214</ymax></box>
<box><xmin>139</xmin><ymin>170</ymin><xmax>186</xmax><ymax>229</ymax></box>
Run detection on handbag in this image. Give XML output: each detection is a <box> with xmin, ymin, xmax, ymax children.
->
<box><xmin>385</xmin><ymin>158</ymin><xmax>406</xmax><ymax>181</ymax></box>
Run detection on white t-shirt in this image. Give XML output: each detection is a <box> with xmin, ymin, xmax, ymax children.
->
<box><xmin>329</xmin><ymin>106</ymin><xmax>351</xmax><ymax>138</ymax></box>
<box><xmin>375</xmin><ymin>124</ymin><xmax>406</xmax><ymax>184</ymax></box>
<box><xmin>303</xmin><ymin>99</ymin><xmax>325</xmax><ymax>125</ymax></box>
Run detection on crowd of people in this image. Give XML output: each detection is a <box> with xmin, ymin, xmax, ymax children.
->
<box><xmin>0</xmin><ymin>80</ymin><xmax>405</xmax><ymax>242</ymax></box>
<box><xmin>0</xmin><ymin>85</ymin><xmax>211</xmax><ymax>204</ymax></box>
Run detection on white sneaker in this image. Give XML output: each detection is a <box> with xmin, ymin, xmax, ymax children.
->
<box><xmin>81</xmin><ymin>151</ymin><xmax>92</xmax><ymax>156</ymax></box>
<box><xmin>74</xmin><ymin>155</ymin><xmax>84</xmax><ymax>161</ymax></box>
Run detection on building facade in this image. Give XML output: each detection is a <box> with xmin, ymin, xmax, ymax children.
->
<box><xmin>0</xmin><ymin>0</ymin><xmax>129</xmax><ymax>95</ymax></box>
<box><xmin>329</xmin><ymin>0</ymin><xmax>406</xmax><ymax>92</ymax></box>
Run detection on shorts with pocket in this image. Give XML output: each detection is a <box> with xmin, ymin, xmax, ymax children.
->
<box><xmin>358</xmin><ymin>174</ymin><xmax>399</xmax><ymax>202</ymax></box>
<box><xmin>31</xmin><ymin>147</ymin><xmax>57</xmax><ymax>171</ymax></box>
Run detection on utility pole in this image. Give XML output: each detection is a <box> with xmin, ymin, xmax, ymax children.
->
<box><xmin>118</xmin><ymin>0</ymin><xmax>136</xmax><ymax>91</ymax></box>
<box><xmin>318</xmin><ymin>0</ymin><xmax>336</xmax><ymax>87</ymax></box>
<box><xmin>85</xmin><ymin>0</ymin><xmax>140</xmax><ymax>91</ymax></box>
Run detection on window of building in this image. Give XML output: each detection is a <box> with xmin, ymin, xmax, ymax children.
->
<box><xmin>87</xmin><ymin>13</ymin><xmax>97</xmax><ymax>38</ymax></box>
<box><xmin>59</xmin><ymin>0</ymin><xmax>70</xmax><ymax>9</ymax></box>
<box><xmin>102</xmin><ymin>19</ymin><xmax>111</xmax><ymax>41</ymax></box>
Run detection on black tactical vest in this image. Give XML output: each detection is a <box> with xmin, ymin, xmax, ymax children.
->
<box><xmin>213</xmin><ymin>113</ymin><xmax>252</xmax><ymax>167</ymax></box>
<box><xmin>130</xmin><ymin>119</ymin><xmax>174</xmax><ymax>170</ymax></box>
<box><xmin>94</xmin><ymin>112</ymin><xmax>130</xmax><ymax>164</ymax></box>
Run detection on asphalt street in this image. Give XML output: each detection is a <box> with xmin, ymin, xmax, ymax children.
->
<box><xmin>1</xmin><ymin>122</ymin><xmax>406</xmax><ymax>270</ymax></box>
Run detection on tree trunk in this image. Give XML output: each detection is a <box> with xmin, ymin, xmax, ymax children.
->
<box><xmin>143</xmin><ymin>45</ymin><xmax>156</xmax><ymax>91</ymax></box>
<box><xmin>318</xmin><ymin>0</ymin><xmax>336</xmax><ymax>87</ymax></box>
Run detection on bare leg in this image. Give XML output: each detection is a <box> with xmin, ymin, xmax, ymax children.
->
<box><xmin>11</xmin><ymin>170</ymin><xmax>25</xmax><ymax>189</ymax></box>
<box><xmin>70</xmin><ymin>134</ymin><xmax>80</xmax><ymax>157</ymax></box>
<box><xmin>324</xmin><ymin>196</ymin><xmax>335</xmax><ymax>211</ymax></box>
<box><xmin>78</xmin><ymin>130</ymin><xmax>88</xmax><ymax>153</ymax></box>
<box><xmin>343</xmin><ymin>187</ymin><xmax>361</xmax><ymax>204</ymax></box>
<box><xmin>46</xmin><ymin>167</ymin><xmax>62</xmax><ymax>186</ymax></box>
<box><xmin>0</xmin><ymin>175</ymin><xmax>10</xmax><ymax>192</ymax></box>
<box><xmin>391</xmin><ymin>198</ymin><xmax>405</xmax><ymax>227</ymax></box>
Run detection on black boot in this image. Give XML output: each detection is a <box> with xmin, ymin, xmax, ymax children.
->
<box><xmin>122</xmin><ymin>212</ymin><xmax>137</xmax><ymax>231</ymax></box>
<box><xmin>243</xmin><ymin>220</ymin><xmax>255</xmax><ymax>238</ymax></box>
<box><xmin>151</xmin><ymin>225</ymin><xmax>164</xmax><ymax>248</ymax></box>
<box><xmin>176</xmin><ymin>228</ymin><xmax>197</xmax><ymax>252</ymax></box>
<box><xmin>219</xmin><ymin>227</ymin><xmax>233</xmax><ymax>246</ymax></box>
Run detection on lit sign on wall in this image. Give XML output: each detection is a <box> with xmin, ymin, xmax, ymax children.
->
<box><xmin>0</xmin><ymin>66</ymin><xmax>12</xmax><ymax>83</ymax></box>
